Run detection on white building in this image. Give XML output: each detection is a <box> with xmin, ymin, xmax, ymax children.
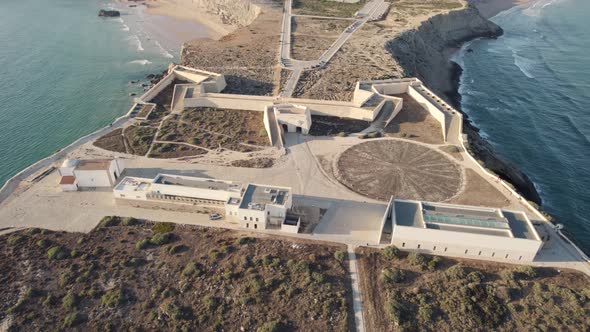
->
<box><xmin>380</xmin><ymin>199</ymin><xmax>543</xmax><ymax>262</ymax></box>
<box><xmin>113</xmin><ymin>174</ymin><xmax>299</xmax><ymax>233</ymax></box>
<box><xmin>58</xmin><ymin>159</ymin><xmax>123</xmax><ymax>191</ymax></box>
<box><xmin>272</xmin><ymin>104</ymin><xmax>312</xmax><ymax>135</ymax></box>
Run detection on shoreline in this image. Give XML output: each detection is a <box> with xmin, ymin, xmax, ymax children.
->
<box><xmin>470</xmin><ymin>0</ymin><xmax>536</xmax><ymax>18</ymax></box>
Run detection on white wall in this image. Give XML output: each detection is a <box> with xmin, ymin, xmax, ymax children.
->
<box><xmin>407</xmin><ymin>86</ymin><xmax>447</xmax><ymax>140</ymax></box>
<box><xmin>372</xmin><ymin>82</ymin><xmax>410</xmax><ymax>95</ymax></box>
<box><xmin>74</xmin><ymin>170</ymin><xmax>112</xmax><ymax>187</ymax></box>
<box><xmin>282</xmin><ymin>221</ymin><xmax>300</xmax><ymax>234</ymax></box>
<box><xmin>238</xmin><ymin>208</ymin><xmax>267</xmax><ymax>229</ymax></box>
<box><xmin>392</xmin><ymin>225</ymin><xmax>542</xmax><ymax>262</ymax></box>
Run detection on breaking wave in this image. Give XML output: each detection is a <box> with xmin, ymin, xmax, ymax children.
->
<box><xmin>129</xmin><ymin>59</ymin><xmax>152</xmax><ymax>65</ymax></box>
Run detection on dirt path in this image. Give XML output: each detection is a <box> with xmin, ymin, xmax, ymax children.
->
<box><xmin>348</xmin><ymin>244</ymin><xmax>366</xmax><ymax>332</ymax></box>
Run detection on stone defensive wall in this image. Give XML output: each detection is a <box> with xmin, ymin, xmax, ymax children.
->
<box><xmin>183</xmin><ymin>93</ymin><xmax>378</xmax><ymax>121</ymax></box>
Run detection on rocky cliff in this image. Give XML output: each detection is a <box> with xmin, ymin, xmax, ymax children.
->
<box><xmin>195</xmin><ymin>0</ymin><xmax>260</xmax><ymax>27</ymax></box>
<box><xmin>387</xmin><ymin>5</ymin><xmax>542</xmax><ymax>204</ymax></box>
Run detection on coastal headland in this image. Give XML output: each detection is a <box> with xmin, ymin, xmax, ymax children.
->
<box><xmin>0</xmin><ymin>0</ymin><xmax>589</xmax><ymax>331</ymax></box>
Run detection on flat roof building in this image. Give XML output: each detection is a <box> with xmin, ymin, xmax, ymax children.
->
<box><xmin>380</xmin><ymin>199</ymin><xmax>543</xmax><ymax>262</ymax></box>
<box><xmin>113</xmin><ymin>174</ymin><xmax>299</xmax><ymax>233</ymax></box>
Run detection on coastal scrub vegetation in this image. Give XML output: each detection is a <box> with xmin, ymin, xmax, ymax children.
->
<box><xmin>357</xmin><ymin>246</ymin><xmax>590</xmax><ymax>331</ymax></box>
<box><xmin>0</xmin><ymin>222</ymin><xmax>353</xmax><ymax>331</ymax></box>
<box><xmin>293</xmin><ymin>0</ymin><xmax>366</xmax><ymax>18</ymax></box>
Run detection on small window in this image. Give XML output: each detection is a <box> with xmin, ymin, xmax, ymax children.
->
<box><xmin>519</xmin><ymin>256</ymin><xmax>522</xmax><ymax>261</ymax></box>
<box><xmin>505</xmin><ymin>254</ymin><xmax>509</xmax><ymax>259</ymax></box>
<box><xmin>256</xmin><ymin>218</ymin><xmax>259</xmax><ymax>222</ymax></box>
<box><xmin>444</xmin><ymin>247</ymin><xmax>448</xmax><ymax>252</ymax></box>
<box><xmin>244</xmin><ymin>217</ymin><xmax>247</xmax><ymax>221</ymax></box>
<box><xmin>478</xmin><ymin>251</ymin><xmax>482</xmax><ymax>256</ymax></box>
<box><xmin>417</xmin><ymin>244</ymin><xmax>421</xmax><ymax>249</ymax></box>
<box><xmin>246</xmin><ymin>223</ymin><xmax>249</xmax><ymax>228</ymax></box>
<box><xmin>120</xmin><ymin>194</ymin><xmax>126</xmax><ymax>198</ymax></box>
<box><xmin>492</xmin><ymin>252</ymin><xmax>495</xmax><ymax>257</ymax></box>
<box><xmin>433</xmin><ymin>246</ymin><xmax>436</xmax><ymax>251</ymax></box>
<box><xmin>402</xmin><ymin>242</ymin><xmax>405</xmax><ymax>247</ymax></box>
<box><xmin>254</xmin><ymin>224</ymin><xmax>258</xmax><ymax>229</ymax></box>
<box><xmin>464</xmin><ymin>249</ymin><xmax>468</xmax><ymax>254</ymax></box>
<box><xmin>250</xmin><ymin>217</ymin><xmax>253</xmax><ymax>221</ymax></box>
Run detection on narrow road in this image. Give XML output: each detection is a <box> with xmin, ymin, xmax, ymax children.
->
<box><xmin>348</xmin><ymin>244</ymin><xmax>366</xmax><ymax>332</ymax></box>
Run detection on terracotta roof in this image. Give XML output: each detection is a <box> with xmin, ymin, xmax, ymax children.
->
<box><xmin>76</xmin><ymin>159</ymin><xmax>112</xmax><ymax>171</ymax></box>
<box><xmin>59</xmin><ymin>176</ymin><xmax>76</xmax><ymax>185</ymax></box>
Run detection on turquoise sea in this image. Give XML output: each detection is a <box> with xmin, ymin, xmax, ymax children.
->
<box><xmin>455</xmin><ymin>0</ymin><xmax>590</xmax><ymax>252</ymax></box>
<box><xmin>0</xmin><ymin>0</ymin><xmax>209</xmax><ymax>188</ymax></box>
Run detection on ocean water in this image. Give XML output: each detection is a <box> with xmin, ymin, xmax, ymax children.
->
<box><xmin>0</xmin><ymin>0</ymin><xmax>209</xmax><ymax>188</ymax></box>
<box><xmin>455</xmin><ymin>0</ymin><xmax>590</xmax><ymax>252</ymax></box>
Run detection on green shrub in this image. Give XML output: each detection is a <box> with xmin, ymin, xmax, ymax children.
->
<box><xmin>25</xmin><ymin>228</ymin><xmax>42</xmax><ymax>235</ymax></box>
<box><xmin>237</xmin><ymin>237</ymin><xmax>255</xmax><ymax>245</ymax></box>
<box><xmin>337</xmin><ymin>131</ymin><xmax>347</xmax><ymax>137</ymax></box>
<box><xmin>466</xmin><ymin>271</ymin><xmax>485</xmax><ymax>283</ymax></box>
<box><xmin>98</xmin><ymin>216</ymin><xmax>120</xmax><ymax>227</ymax></box>
<box><xmin>47</xmin><ymin>246</ymin><xmax>69</xmax><ymax>260</ymax></box>
<box><xmin>62</xmin><ymin>292</ymin><xmax>79</xmax><ymax>309</ymax></box>
<box><xmin>257</xmin><ymin>320</ymin><xmax>287</xmax><ymax>332</ymax></box>
<box><xmin>418</xmin><ymin>304</ymin><xmax>434</xmax><ymax>321</ymax></box>
<box><xmin>407</xmin><ymin>252</ymin><xmax>428</xmax><ymax>268</ymax></box>
<box><xmin>445</xmin><ymin>264</ymin><xmax>468</xmax><ymax>281</ymax></box>
<box><xmin>428</xmin><ymin>256</ymin><xmax>441</xmax><ymax>271</ymax></box>
<box><xmin>382</xmin><ymin>268</ymin><xmax>406</xmax><ymax>284</ymax></box>
<box><xmin>181</xmin><ymin>262</ymin><xmax>203</xmax><ymax>278</ymax></box>
<box><xmin>121</xmin><ymin>217</ymin><xmax>139</xmax><ymax>226</ymax></box>
<box><xmin>135</xmin><ymin>239</ymin><xmax>149</xmax><ymax>250</ymax></box>
<box><xmin>36</xmin><ymin>239</ymin><xmax>52</xmax><ymax>249</ymax></box>
<box><xmin>152</xmin><ymin>222</ymin><xmax>175</xmax><ymax>234</ymax></box>
<box><xmin>386</xmin><ymin>297</ymin><xmax>409</xmax><ymax>324</ymax></box>
<box><xmin>334</xmin><ymin>250</ymin><xmax>346</xmax><ymax>262</ymax></box>
<box><xmin>517</xmin><ymin>266</ymin><xmax>538</xmax><ymax>279</ymax></box>
<box><xmin>259</xmin><ymin>128</ymin><xmax>268</xmax><ymax>137</ymax></box>
<box><xmin>149</xmin><ymin>232</ymin><xmax>174</xmax><ymax>246</ymax></box>
<box><xmin>162</xmin><ymin>300</ymin><xmax>192</xmax><ymax>321</ymax></box>
<box><xmin>7</xmin><ymin>234</ymin><xmax>26</xmax><ymax>246</ymax></box>
<box><xmin>499</xmin><ymin>269</ymin><xmax>516</xmax><ymax>281</ymax></box>
<box><xmin>62</xmin><ymin>312</ymin><xmax>86</xmax><ymax>328</ymax></box>
<box><xmin>381</xmin><ymin>246</ymin><xmax>400</xmax><ymax>259</ymax></box>
<box><xmin>311</xmin><ymin>272</ymin><xmax>325</xmax><ymax>284</ymax></box>
<box><xmin>168</xmin><ymin>244</ymin><xmax>186</xmax><ymax>254</ymax></box>
<box><xmin>101</xmin><ymin>288</ymin><xmax>126</xmax><ymax>308</ymax></box>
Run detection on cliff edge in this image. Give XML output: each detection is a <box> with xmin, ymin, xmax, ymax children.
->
<box><xmin>387</xmin><ymin>5</ymin><xmax>542</xmax><ymax>204</ymax></box>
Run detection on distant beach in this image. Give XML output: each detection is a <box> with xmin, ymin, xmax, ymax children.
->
<box><xmin>470</xmin><ymin>0</ymin><xmax>535</xmax><ymax>18</ymax></box>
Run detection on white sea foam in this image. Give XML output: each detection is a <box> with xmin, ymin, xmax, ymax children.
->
<box><xmin>129</xmin><ymin>59</ymin><xmax>152</xmax><ymax>65</ymax></box>
<box><xmin>512</xmin><ymin>52</ymin><xmax>537</xmax><ymax>79</ymax></box>
<box><xmin>128</xmin><ymin>35</ymin><xmax>144</xmax><ymax>52</ymax></box>
<box><xmin>154</xmin><ymin>40</ymin><xmax>174</xmax><ymax>59</ymax></box>
<box><xmin>121</xmin><ymin>24</ymin><xmax>130</xmax><ymax>32</ymax></box>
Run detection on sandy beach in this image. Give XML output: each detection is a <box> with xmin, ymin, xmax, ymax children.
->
<box><xmin>141</xmin><ymin>0</ymin><xmax>238</xmax><ymax>40</ymax></box>
<box><xmin>470</xmin><ymin>0</ymin><xmax>536</xmax><ymax>18</ymax></box>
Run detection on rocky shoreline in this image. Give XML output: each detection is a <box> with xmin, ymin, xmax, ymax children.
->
<box><xmin>387</xmin><ymin>4</ymin><xmax>542</xmax><ymax>205</ymax></box>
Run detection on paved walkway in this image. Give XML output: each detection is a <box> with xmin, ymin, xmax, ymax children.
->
<box><xmin>348</xmin><ymin>245</ymin><xmax>366</xmax><ymax>332</ymax></box>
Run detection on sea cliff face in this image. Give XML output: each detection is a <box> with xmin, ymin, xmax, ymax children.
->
<box><xmin>195</xmin><ymin>0</ymin><xmax>260</xmax><ymax>27</ymax></box>
<box><xmin>387</xmin><ymin>5</ymin><xmax>542</xmax><ymax>204</ymax></box>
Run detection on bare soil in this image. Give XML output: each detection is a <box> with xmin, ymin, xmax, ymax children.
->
<box><xmin>92</xmin><ymin>129</ymin><xmax>126</xmax><ymax>153</ymax></box>
<box><xmin>147</xmin><ymin>143</ymin><xmax>208</xmax><ymax>159</ymax></box>
<box><xmin>290</xmin><ymin>17</ymin><xmax>350</xmax><ymax>61</ymax></box>
<box><xmin>157</xmin><ymin>108</ymin><xmax>269</xmax><ymax>153</ymax></box>
<box><xmin>309</xmin><ymin>115</ymin><xmax>370</xmax><ymax>136</ymax></box>
<box><xmin>0</xmin><ymin>222</ymin><xmax>354</xmax><ymax>331</ymax></box>
<box><xmin>449</xmin><ymin>168</ymin><xmax>511</xmax><ymax>208</ymax></box>
<box><xmin>292</xmin><ymin>0</ymin><xmax>366</xmax><ymax>18</ymax></box>
<box><xmin>438</xmin><ymin>144</ymin><xmax>464</xmax><ymax>161</ymax></box>
<box><xmin>385</xmin><ymin>94</ymin><xmax>444</xmax><ymax>144</ymax></box>
<box><xmin>230</xmin><ymin>158</ymin><xmax>275</xmax><ymax>168</ymax></box>
<box><xmin>335</xmin><ymin>140</ymin><xmax>462</xmax><ymax>201</ymax></box>
<box><xmin>357</xmin><ymin>246</ymin><xmax>590</xmax><ymax>332</ymax></box>
<box><xmin>181</xmin><ymin>9</ymin><xmax>282</xmax><ymax>96</ymax></box>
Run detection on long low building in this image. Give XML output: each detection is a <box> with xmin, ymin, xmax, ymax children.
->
<box><xmin>380</xmin><ymin>199</ymin><xmax>543</xmax><ymax>262</ymax></box>
<box><xmin>113</xmin><ymin>174</ymin><xmax>300</xmax><ymax>233</ymax></box>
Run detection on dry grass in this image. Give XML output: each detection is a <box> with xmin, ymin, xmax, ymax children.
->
<box><xmin>147</xmin><ymin>143</ymin><xmax>208</xmax><ymax>159</ymax></box>
<box><xmin>124</xmin><ymin>125</ymin><xmax>157</xmax><ymax>156</ymax></box>
<box><xmin>292</xmin><ymin>0</ymin><xmax>366</xmax><ymax>18</ymax></box>
<box><xmin>358</xmin><ymin>246</ymin><xmax>590</xmax><ymax>332</ymax></box>
<box><xmin>449</xmin><ymin>169</ymin><xmax>511</xmax><ymax>208</ymax></box>
<box><xmin>384</xmin><ymin>94</ymin><xmax>444</xmax><ymax>144</ymax></box>
<box><xmin>0</xmin><ymin>222</ymin><xmax>354</xmax><ymax>331</ymax></box>
<box><xmin>92</xmin><ymin>128</ymin><xmax>126</xmax><ymax>153</ymax></box>
<box><xmin>157</xmin><ymin>108</ymin><xmax>269</xmax><ymax>152</ymax></box>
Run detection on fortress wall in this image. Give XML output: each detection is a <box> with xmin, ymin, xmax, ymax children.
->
<box><xmin>408</xmin><ymin>85</ymin><xmax>447</xmax><ymax>139</ymax></box>
<box><xmin>372</xmin><ymin>82</ymin><xmax>410</xmax><ymax>95</ymax></box>
<box><xmin>139</xmin><ymin>71</ymin><xmax>177</xmax><ymax>102</ymax></box>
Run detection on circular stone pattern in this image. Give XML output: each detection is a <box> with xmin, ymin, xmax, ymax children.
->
<box><xmin>336</xmin><ymin>140</ymin><xmax>462</xmax><ymax>201</ymax></box>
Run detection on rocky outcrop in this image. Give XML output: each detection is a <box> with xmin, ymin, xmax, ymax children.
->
<box><xmin>194</xmin><ymin>0</ymin><xmax>260</xmax><ymax>27</ymax></box>
<box><xmin>387</xmin><ymin>5</ymin><xmax>542</xmax><ymax>204</ymax></box>
<box><xmin>98</xmin><ymin>9</ymin><xmax>121</xmax><ymax>17</ymax></box>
